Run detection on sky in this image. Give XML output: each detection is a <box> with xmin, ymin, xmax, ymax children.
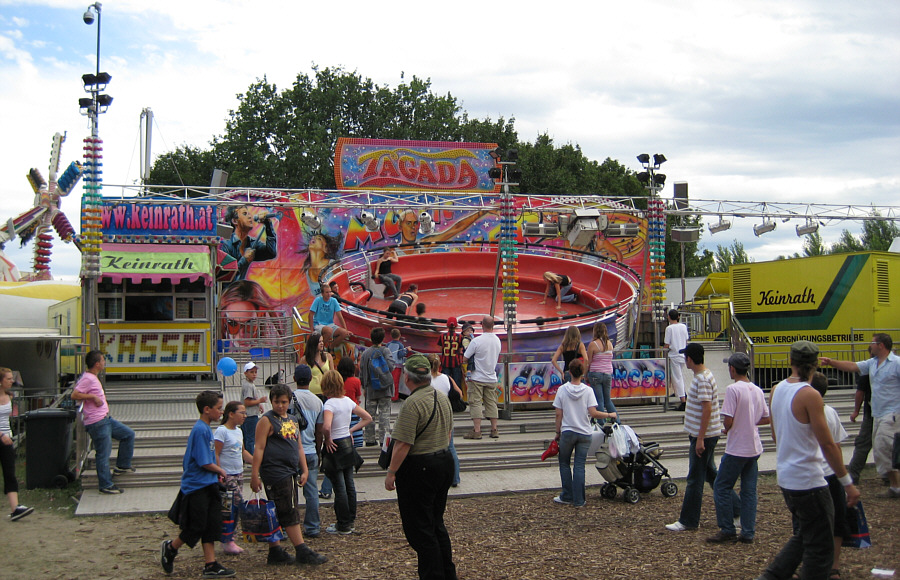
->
<box><xmin>1</xmin><ymin>0</ymin><xmax>898</xmax><ymax>279</ymax></box>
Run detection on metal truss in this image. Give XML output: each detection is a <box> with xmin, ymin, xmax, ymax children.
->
<box><xmin>666</xmin><ymin>199</ymin><xmax>900</xmax><ymax>223</ymax></box>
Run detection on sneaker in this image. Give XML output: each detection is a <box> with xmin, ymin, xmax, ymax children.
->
<box><xmin>553</xmin><ymin>496</ymin><xmax>572</xmax><ymax>505</ymax></box>
<box><xmin>490</xmin><ymin>428</ymin><xmax>500</xmax><ymax>438</ymax></box>
<box><xmin>202</xmin><ymin>562</ymin><xmax>236</xmax><ymax>578</ymax></box>
<box><xmin>463</xmin><ymin>430</ymin><xmax>482</xmax><ymax>440</ymax></box>
<box><xmin>294</xmin><ymin>543</ymin><xmax>328</xmax><ymax>565</ymax></box>
<box><xmin>160</xmin><ymin>540</ymin><xmax>177</xmax><ymax>574</ymax></box>
<box><xmin>9</xmin><ymin>505</ymin><xmax>34</xmax><ymax>521</ymax></box>
<box><xmin>318</xmin><ymin>491</ymin><xmax>331</xmax><ymax>500</ymax></box>
<box><xmin>326</xmin><ymin>524</ymin><xmax>352</xmax><ymax>535</ymax></box>
<box><xmin>112</xmin><ymin>466</ymin><xmax>136</xmax><ymax>475</ymax></box>
<box><xmin>706</xmin><ymin>531</ymin><xmax>738</xmax><ymax>543</ymax></box>
<box><xmin>878</xmin><ymin>487</ymin><xmax>900</xmax><ymax>499</ymax></box>
<box><xmin>304</xmin><ymin>530</ymin><xmax>320</xmax><ymax>539</ymax></box>
<box><xmin>266</xmin><ymin>545</ymin><xmax>295</xmax><ymax>566</ymax></box>
<box><xmin>665</xmin><ymin>521</ymin><xmax>693</xmax><ymax>532</ymax></box>
<box><xmin>99</xmin><ymin>485</ymin><xmax>123</xmax><ymax>494</ymax></box>
<box><xmin>738</xmin><ymin>535</ymin><xmax>754</xmax><ymax>544</ymax></box>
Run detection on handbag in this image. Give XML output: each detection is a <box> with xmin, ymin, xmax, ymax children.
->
<box><xmin>379</xmin><ymin>390</ymin><xmax>438</xmax><ymax>470</ymax></box>
<box><xmin>587</xmin><ymin>422</ymin><xmax>606</xmax><ymax>456</ymax></box>
<box><xmin>220</xmin><ymin>490</ymin><xmax>238</xmax><ymax>543</ymax></box>
<box><xmin>607</xmin><ymin>423</ymin><xmax>628</xmax><ymax>459</ymax></box>
<box><xmin>842</xmin><ymin>500</ymin><xmax>872</xmax><ymax>549</ymax></box>
<box><xmin>240</xmin><ymin>493</ymin><xmax>286</xmax><ymax>544</ymax></box>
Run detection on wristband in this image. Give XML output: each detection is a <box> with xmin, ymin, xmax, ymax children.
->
<box><xmin>387</xmin><ymin>469</ymin><xmax>397</xmax><ymax>475</ymax></box>
<box><xmin>838</xmin><ymin>473</ymin><xmax>853</xmax><ymax>486</ymax></box>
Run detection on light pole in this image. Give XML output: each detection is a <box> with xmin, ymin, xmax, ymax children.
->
<box><xmin>636</xmin><ymin>153</ymin><xmax>667</xmax><ymax>352</ymax></box>
<box><xmin>79</xmin><ymin>2</ymin><xmax>111</xmax><ymax>351</ymax></box>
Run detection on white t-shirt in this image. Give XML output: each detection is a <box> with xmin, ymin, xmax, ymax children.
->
<box><xmin>552</xmin><ymin>381</ymin><xmax>598</xmax><ymax>436</ymax></box>
<box><xmin>432</xmin><ymin>373</ymin><xmax>451</xmax><ymax>396</ymax></box>
<box><xmin>664</xmin><ymin>322</ymin><xmax>689</xmax><ymax>359</ymax></box>
<box><xmin>464</xmin><ymin>332</ymin><xmax>501</xmax><ymax>383</ymax></box>
<box><xmin>324</xmin><ymin>396</ymin><xmax>356</xmax><ymax>440</ymax></box>
<box><xmin>822</xmin><ymin>405</ymin><xmax>848</xmax><ymax>477</ymax></box>
<box><xmin>214</xmin><ymin>425</ymin><xmax>245</xmax><ymax>475</ymax></box>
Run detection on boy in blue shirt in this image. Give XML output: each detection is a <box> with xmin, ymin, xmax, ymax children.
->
<box><xmin>161</xmin><ymin>391</ymin><xmax>234</xmax><ymax>578</ymax></box>
<box><xmin>310</xmin><ymin>283</ymin><xmax>349</xmax><ymax>350</ymax></box>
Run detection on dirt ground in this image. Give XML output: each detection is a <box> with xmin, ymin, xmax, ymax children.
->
<box><xmin>1</xmin><ymin>474</ymin><xmax>897</xmax><ymax>580</ymax></box>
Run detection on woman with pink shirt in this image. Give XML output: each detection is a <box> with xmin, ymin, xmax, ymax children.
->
<box><xmin>585</xmin><ymin>322</ymin><xmax>618</xmax><ymax>423</ymax></box>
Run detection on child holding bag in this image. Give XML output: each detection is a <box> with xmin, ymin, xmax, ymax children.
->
<box><xmin>214</xmin><ymin>401</ymin><xmax>254</xmax><ymax>555</ymax></box>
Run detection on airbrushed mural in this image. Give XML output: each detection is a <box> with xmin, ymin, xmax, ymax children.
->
<box><xmin>214</xmin><ymin>139</ymin><xmax>650</xmax><ymax>358</ymax></box>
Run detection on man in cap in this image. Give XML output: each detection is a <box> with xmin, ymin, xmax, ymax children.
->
<box><xmin>707</xmin><ymin>352</ymin><xmax>770</xmax><ymax>544</ymax></box>
<box><xmin>292</xmin><ymin>364</ymin><xmax>324</xmax><ymax>538</ymax></box>
<box><xmin>666</xmin><ymin>342</ymin><xmax>724</xmax><ymax>532</ymax></box>
<box><xmin>241</xmin><ymin>361</ymin><xmax>267</xmax><ymax>454</ymax></box>
<box><xmin>384</xmin><ymin>354</ymin><xmax>456</xmax><ymax>580</ymax></box>
<box><xmin>821</xmin><ymin>333</ymin><xmax>900</xmax><ymax>497</ymax></box>
<box><xmin>757</xmin><ymin>340</ymin><xmax>859</xmax><ymax>580</ymax></box>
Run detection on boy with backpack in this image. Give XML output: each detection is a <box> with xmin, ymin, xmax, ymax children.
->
<box><xmin>360</xmin><ymin>326</ymin><xmax>395</xmax><ymax>447</ymax></box>
<box><xmin>385</xmin><ymin>328</ymin><xmax>407</xmax><ymax>401</ymax></box>
<box><xmin>160</xmin><ymin>391</ymin><xmax>235</xmax><ymax>578</ymax></box>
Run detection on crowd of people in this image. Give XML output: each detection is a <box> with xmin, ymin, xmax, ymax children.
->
<box><xmin>54</xmin><ymin>299</ymin><xmax>897</xmax><ymax>580</ymax></box>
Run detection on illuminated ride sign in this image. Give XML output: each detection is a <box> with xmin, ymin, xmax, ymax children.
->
<box><xmin>334</xmin><ymin>138</ymin><xmax>501</xmax><ymax>193</ymax></box>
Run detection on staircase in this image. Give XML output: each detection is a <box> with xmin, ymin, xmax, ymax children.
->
<box><xmin>82</xmin><ymin>377</ymin><xmax>862</xmax><ymax>490</ymax></box>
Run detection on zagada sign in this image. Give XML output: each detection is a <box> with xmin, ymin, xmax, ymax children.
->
<box><xmin>101</xmin><ymin>201</ymin><xmax>217</xmax><ymax>236</ymax></box>
<box><xmin>334</xmin><ymin>138</ymin><xmax>501</xmax><ymax>193</ymax></box>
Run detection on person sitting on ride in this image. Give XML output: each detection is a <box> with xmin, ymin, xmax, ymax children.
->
<box><xmin>540</xmin><ymin>272</ymin><xmax>576</xmax><ymax>309</ymax></box>
<box><xmin>387</xmin><ymin>284</ymin><xmax>419</xmax><ymax>320</ymax></box>
<box><xmin>375</xmin><ymin>247</ymin><xmax>402</xmax><ymax>298</ymax></box>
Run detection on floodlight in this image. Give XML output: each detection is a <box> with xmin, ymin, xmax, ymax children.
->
<box><xmin>653</xmin><ymin>154</ymin><xmax>667</xmax><ymax>166</ymax></box>
<box><xmin>360</xmin><ymin>210</ymin><xmax>380</xmax><ymax>232</ymax></box>
<box><xmin>753</xmin><ymin>220</ymin><xmax>776</xmax><ymax>236</ymax></box>
<box><xmin>522</xmin><ymin>223</ymin><xmax>560</xmax><ymax>238</ymax></box>
<box><xmin>419</xmin><ymin>211</ymin><xmax>434</xmax><ymax>235</ymax></box>
<box><xmin>708</xmin><ymin>218</ymin><xmax>732</xmax><ymax>234</ymax></box>
<box><xmin>796</xmin><ymin>220</ymin><xmax>819</xmax><ymax>236</ymax></box>
<box><xmin>636</xmin><ymin>153</ymin><xmax>650</xmax><ymax>165</ymax></box>
<box><xmin>301</xmin><ymin>211</ymin><xmax>321</xmax><ymax>230</ymax></box>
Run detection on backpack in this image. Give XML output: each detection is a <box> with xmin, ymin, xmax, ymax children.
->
<box><xmin>288</xmin><ymin>393</ymin><xmax>310</xmax><ymax>432</ymax></box>
<box><xmin>368</xmin><ymin>347</ymin><xmax>394</xmax><ymax>391</ymax></box>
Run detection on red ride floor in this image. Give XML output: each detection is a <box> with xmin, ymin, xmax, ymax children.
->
<box><xmin>367</xmin><ymin>287</ymin><xmax>594</xmax><ymax>323</ymax></box>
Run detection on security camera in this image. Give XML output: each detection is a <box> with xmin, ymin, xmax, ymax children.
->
<box><xmin>83</xmin><ymin>9</ymin><xmax>95</xmax><ymax>24</ymax></box>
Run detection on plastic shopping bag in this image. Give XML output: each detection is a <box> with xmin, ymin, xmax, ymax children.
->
<box><xmin>240</xmin><ymin>493</ymin><xmax>285</xmax><ymax>544</ymax></box>
<box><xmin>587</xmin><ymin>422</ymin><xmax>606</xmax><ymax>456</ymax></box>
<box><xmin>842</xmin><ymin>500</ymin><xmax>872</xmax><ymax>549</ymax></box>
<box><xmin>607</xmin><ymin>423</ymin><xmax>628</xmax><ymax>458</ymax></box>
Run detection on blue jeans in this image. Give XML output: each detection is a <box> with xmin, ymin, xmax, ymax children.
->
<box><xmin>587</xmin><ymin>371</ymin><xmax>618</xmax><ymax>422</ymax></box>
<box><xmin>449</xmin><ymin>436</ymin><xmax>460</xmax><ymax>485</ymax></box>
<box><xmin>84</xmin><ymin>416</ymin><xmax>135</xmax><ymax>491</ymax></box>
<box><xmin>678</xmin><ymin>435</ymin><xmax>719</xmax><ymax>528</ymax></box>
<box><xmin>761</xmin><ymin>487</ymin><xmax>834</xmax><ymax>580</ymax></box>
<box><xmin>714</xmin><ymin>453</ymin><xmax>756</xmax><ymax>538</ymax></box>
<box><xmin>328</xmin><ymin>463</ymin><xmax>357</xmax><ymax>530</ymax></box>
<box><xmin>242</xmin><ymin>415</ymin><xmax>258</xmax><ymax>455</ymax></box>
<box><xmin>558</xmin><ymin>430</ymin><xmax>591</xmax><ymax>506</ymax></box>
<box><xmin>302</xmin><ymin>452</ymin><xmax>320</xmax><ymax>536</ymax></box>
<box><xmin>320</xmin><ymin>475</ymin><xmax>332</xmax><ymax>495</ymax></box>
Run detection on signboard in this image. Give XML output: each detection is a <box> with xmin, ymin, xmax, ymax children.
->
<box><xmin>334</xmin><ymin>138</ymin><xmax>501</xmax><ymax>193</ymax></box>
<box><xmin>100</xmin><ymin>328</ymin><xmax>209</xmax><ymax>371</ymax></box>
<box><xmin>100</xmin><ymin>243</ymin><xmax>212</xmax><ymax>285</ymax></box>
<box><xmin>499</xmin><ymin>358</ymin><xmax>667</xmax><ymax>402</ymax></box>
<box><xmin>101</xmin><ymin>201</ymin><xmax>218</xmax><ymax>237</ymax></box>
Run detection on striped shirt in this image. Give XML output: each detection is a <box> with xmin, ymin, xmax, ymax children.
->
<box><xmin>683</xmin><ymin>368</ymin><xmax>722</xmax><ymax>438</ymax></box>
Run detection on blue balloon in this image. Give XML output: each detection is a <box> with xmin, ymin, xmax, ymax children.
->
<box><xmin>216</xmin><ymin>357</ymin><xmax>237</xmax><ymax>377</ymax></box>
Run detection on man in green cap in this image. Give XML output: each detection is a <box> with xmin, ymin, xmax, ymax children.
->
<box><xmin>384</xmin><ymin>354</ymin><xmax>456</xmax><ymax>580</ymax></box>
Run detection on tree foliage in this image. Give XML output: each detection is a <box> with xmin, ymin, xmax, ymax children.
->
<box><xmin>714</xmin><ymin>240</ymin><xmax>751</xmax><ymax>272</ymax></box>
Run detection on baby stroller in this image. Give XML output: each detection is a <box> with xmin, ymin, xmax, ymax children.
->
<box><xmin>594</xmin><ymin>424</ymin><xmax>678</xmax><ymax>504</ymax></box>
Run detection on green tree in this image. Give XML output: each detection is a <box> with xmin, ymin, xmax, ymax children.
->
<box><xmin>802</xmin><ymin>231</ymin><xmax>827</xmax><ymax>256</ymax></box>
<box><xmin>829</xmin><ymin>228</ymin><xmax>866</xmax><ymax>254</ymax></box>
<box><xmin>714</xmin><ymin>240</ymin><xmax>751</xmax><ymax>272</ymax></box>
<box><xmin>147</xmin><ymin>145</ymin><xmax>216</xmax><ymax>187</ymax></box>
<box><xmin>860</xmin><ymin>216</ymin><xmax>900</xmax><ymax>250</ymax></box>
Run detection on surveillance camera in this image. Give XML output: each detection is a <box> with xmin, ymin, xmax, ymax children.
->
<box><xmin>83</xmin><ymin>9</ymin><xmax>95</xmax><ymax>24</ymax></box>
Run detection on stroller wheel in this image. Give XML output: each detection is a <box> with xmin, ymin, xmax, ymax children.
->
<box><xmin>601</xmin><ymin>483</ymin><xmax>617</xmax><ymax>500</ymax></box>
<box><xmin>624</xmin><ymin>487</ymin><xmax>640</xmax><ymax>504</ymax></box>
<box><xmin>661</xmin><ymin>481</ymin><xmax>678</xmax><ymax>498</ymax></box>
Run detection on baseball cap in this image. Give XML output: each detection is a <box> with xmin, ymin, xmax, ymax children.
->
<box><xmin>679</xmin><ymin>343</ymin><xmax>704</xmax><ymax>362</ymax></box>
<box><xmin>243</xmin><ymin>362</ymin><xmax>258</xmax><ymax>372</ymax></box>
<box><xmin>404</xmin><ymin>353</ymin><xmax>431</xmax><ymax>375</ymax></box>
<box><xmin>790</xmin><ymin>340</ymin><xmax>819</xmax><ymax>365</ymax></box>
<box><xmin>446</xmin><ymin>316</ymin><xmax>458</xmax><ymax>328</ymax></box>
<box><xmin>724</xmin><ymin>352</ymin><xmax>751</xmax><ymax>371</ymax></box>
<box><xmin>293</xmin><ymin>364</ymin><xmax>312</xmax><ymax>384</ymax></box>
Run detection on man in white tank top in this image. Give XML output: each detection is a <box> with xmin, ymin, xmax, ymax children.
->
<box><xmin>757</xmin><ymin>341</ymin><xmax>860</xmax><ymax>580</ymax></box>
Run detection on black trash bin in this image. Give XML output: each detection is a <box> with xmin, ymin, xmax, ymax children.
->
<box><xmin>24</xmin><ymin>408</ymin><xmax>76</xmax><ymax>489</ymax></box>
